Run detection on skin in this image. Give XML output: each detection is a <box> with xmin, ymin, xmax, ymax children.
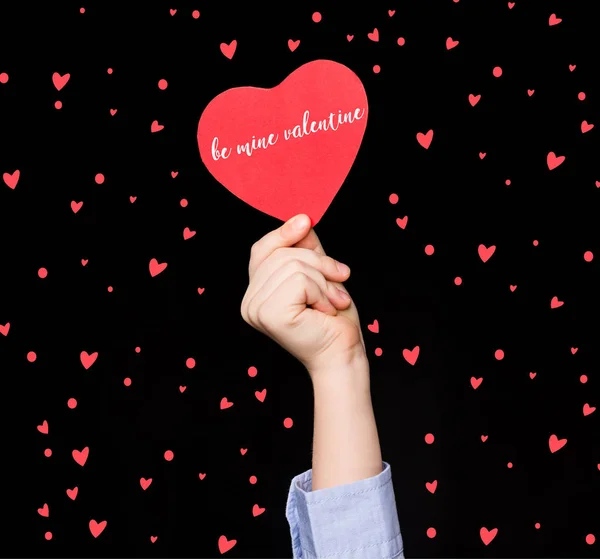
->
<box><xmin>240</xmin><ymin>213</ymin><xmax>382</xmax><ymax>490</ymax></box>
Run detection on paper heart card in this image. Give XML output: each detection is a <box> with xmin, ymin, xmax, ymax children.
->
<box><xmin>197</xmin><ymin>59</ymin><xmax>369</xmax><ymax>226</ymax></box>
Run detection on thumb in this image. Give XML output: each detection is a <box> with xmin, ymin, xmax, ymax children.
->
<box><xmin>248</xmin><ymin>214</ymin><xmax>311</xmax><ymax>278</ymax></box>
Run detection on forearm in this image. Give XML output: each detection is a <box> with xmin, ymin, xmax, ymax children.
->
<box><xmin>310</xmin><ymin>356</ymin><xmax>383</xmax><ymax>490</ymax></box>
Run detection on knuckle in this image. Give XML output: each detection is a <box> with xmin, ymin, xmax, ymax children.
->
<box><xmin>285</xmin><ymin>258</ymin><xmax>306</xmax><ymax>275</ymax></box>
<box><xmin>322</xmin><ymin>255</ymin><xmax>339</xmax><ymax>273</ymax></box>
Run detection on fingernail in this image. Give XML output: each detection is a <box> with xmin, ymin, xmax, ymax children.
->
<box><xmin>337</xmin><ymin>288</ymin><xmax>351</xmax><ymax>301</ymax></box>
<box><xmin>289</xmin><ymin>214</ymin><xmax>309</xmax><ymax>231</ymax></box>
<box><xmin>335</xmin><ymin>261</ymin><xmax>350</xmax><ymax>275</ymax></box>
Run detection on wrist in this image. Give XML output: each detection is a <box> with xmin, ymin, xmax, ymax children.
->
<box><xmin>308</xmin><ymin>353</ymin><xmax>371</xmax><ymax>395</ymax></box>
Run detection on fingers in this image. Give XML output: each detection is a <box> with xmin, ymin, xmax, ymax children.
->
<box><xmin>243</xmin><ymin>260</ymin><xmax>351</xmax><ymax>325</ymax></box>
<box><xmin>248</xmin><ymin>214</ymin><xmax>312</xmax><ymax>279</ymax></box>
<box><xmin>251</xmin><ymin>247</ymin><xmax>350</xmax><ymax>295</ymax></box>
<box><xmin>249</xmin><ymin>271</ymin><xmax>336</xmax><ymax>333</ymax></box>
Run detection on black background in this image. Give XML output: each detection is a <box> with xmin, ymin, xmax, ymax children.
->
<box><xmin>1</xmin><ymin>1</ymin><xmax>599</xmax><ymax>557</ymax></box>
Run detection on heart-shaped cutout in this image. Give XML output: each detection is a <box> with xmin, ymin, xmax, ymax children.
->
<box><xmin>197</xmin><ymin>60</ymin><xmax>368</xmax><ymax>225</ymax></box>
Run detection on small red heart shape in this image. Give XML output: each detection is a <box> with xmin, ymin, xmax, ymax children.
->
<box><xmin>81</xmin><ymin>259</ymin><xmax>88</xmax><ymax>266</ymax></box>
<box><xmin>367</xmin><ymin>319</ymin><xmax>379</xmax><ymax>333</ymax></box>
<box><xmin>151</xmin><ymin>120</ymin><xmax>164</xmax><ymax>133</ymax></box>
<box><xmin>52</xmin><ymin>72</ymin><xmax>70</xmax><ymax>91</ymax></box>
<box><xmin>171</xmin><ymin>171</ymin><xmax>178</xmax><ymax>178</ymax></box>
<box><xmin>508</xmin><ymin>2</ymin><xmax>515</xmax><ymax>8</ymax></box>
<box><xmin>549</xmin><ymin>13</ymin><xmax>562</xmax><ymax>26</ymax></box>
<box><xmin>581</xmin><ymin>120</ymin><xmax>594</xmax><ymax>133</ymax></box>
<box><xmin>480</xmin><ymin>527</ymin><xmax>498</xmax><ymax>545</ymax></box>
<box><xmin>509</xmin><ymin>285</ymin><xmax>517</xmax><ymax>292</ymax></box>
<box><xmin>388</xmin><ymin>10</ymin><xmax>395</xmax><ymax>16</ymax></box>
<box><xmin>183</xmin><ymin>227</ymin><xmax>196</xmax><ymax>240</ymax></box>
<box><xmin>478</xmin><ymin>244</ymin><xmax>496</xmax><ymax>262</ymax></box>
<box><xmin>395</xmin><ymin>216</ymin><xmax>408</xmax><ymax>229</ymax></box>
<box><xmin>549</xmin><ymin>434</ymin><xmax>567</xmax><ymax>453</ymax></box>
<box><xmin>550</xmin><ymin>296</ymin><xmax>564</xmax><ymax>309</ymax></box>
<box><xmin>255</xmin><ymin>389</ymin><xmax>267</xmax><ymax>402</ymax></box>
<box><xmin>481</xmin><ymin>435</ymin><xmax>488</xmax><ymax>442</ymax></box>
<box><xmin>347</xmin><ymin>34</ymin><xmax>354</xmax><ymax>41</ymax></box>
<box><xmin>252</xmin><ymin>504</ymin><xmax>266</xmax><ymax>517</ymax></box>
<box><xmin>197</xmin><ymin>60</ymin><xmax>368</xmax><ymax>225</ymax></box>
<box><xmin>199</xmin><ymin>473</ymin><xmax>207</xmax><ymax>480</ymax></box>
<box><xmin>220</xmin><ymin>40</ymin><xmax>237</xmax><ymax>59</ymax></box>
<box><xmin>446</xmin><ymin>37</ymin><xmax>459</xmax><ymax>50</ymax></box>
<box><xmin>130</xmin><ymin>196</ymin><xmax>137</xmax><ymax>203</ymax></box>
<box><xmin>416</xmin><ymin>130</ymin><xmax>433</xmax><ymax>149</ymax></box>
<box><xmin>66</xmin><ymin>487</ymin><xmax>78</xmax><ymax>500</ymax></box>
<box><xmin>179</xmin><ymin>385</ymin><xmax>187</xmax><ymax>393</ymax></box>
<box><xmin>89</xmin><ymin>519</ymin><xmax>107</xmax><ymax>538</ymax></box>
<box><xmin>38</xmin><ymin>503</ymin><xmax>49</xmax><ymax>517</ymax></box>
<box><xmin>71</xmin><ymin>200</ymin><xmax>83</xmax><ymax>213</ymax></box>
<box><xmin>72</xmin><ymin>446</ymin><xmax>89</xmax><ymax>466</ymax></box>
<box><xmin>527</xmin><ymin>89</ymin><xmax>535</xmax><ymax>96</ymax></box>
<box><xmin>402</xmin><ymin>346</ymin><xmax>420</xmax><ymax>365</ymax></box>
<box><xmin>583</xmin><ymin>403</ymin><xmax>596</xmax><ymax>416</ymax></box>
<box><xmin>368</xmin><ymin>28</ymin><xmax>379</xmax><ymax>42</ymax></box>
<box><xmin>197</xmin><ymin>287</ymin><xmax>205</xmax><ymax>295</ymax></box>
<box><xmin>529</xmin><ymin>372</ymin><xmax>536</xmax><ymax>379</ymax></box>
<box><xmin>149</xmin><ymin>258</ymin><xmax>167</xmax><ymax>277</ymax></box>
<box><xmin>37</xmin><ymin>420</ymin><xmax>49</xmax><ymax>434</ymax></box>
<box><xmin>471</xmin><ymin>377</ymin><xmax>483</xmax><ymax>390</ymax></box>
<box><xmin>468</xmin><ymin>94</ymin><xmax>481</xmax><ymax>106</ymax></box>
<box><xmin>110</xmin><ymin>108</ymin><xmax>117</xmax><ymax>116</ymax></box>
<box><xmin>479</xmin><ymin>152</ymin><xmax>486</xmax><ymax>159</ymax></box>
<box><xmin>3</xmin><ymin>169</ymin><xmax>20</xmax><ymax>189</ymax></box>
<box><xmin>170</xmin><ymin>9</ymin><xmax>177</xmax><ymax>16</ymax></box>
<box><xmin>571</xmin><ymin>347</ymin><xmax>578</xmax><ymax>354</ymax></box>
<box><xmin>140</xmin><ymin>477</ymin><xmax>152</xmax><ymax>490</ymax></box>
<box><xmin>150</xmin><ymin>536</ymin><xmax>158</xmax><ymax>543</ymax></box>
<box><xmin>425</xmin><ymin>480</ymin><xmax>437</xmax><ymax>493</ymax></box>
<box><xmin>240</xmin><ymin>448</ymin><xmax>247</xmax><ymax>455</ymax></box>
<box><xmin>288</xmin><ymin>39</ymin><xmax>300</xmax><ymax>52</ymax></box>
<box><xmin>220</xmin><ymin>397</ymin><xmax>233</xmax><ymax>410</ymax></box>
<box><xmin>218</xmin><ymin>535</ymin><xmax>237</xmax><ymax>553</ymax></box>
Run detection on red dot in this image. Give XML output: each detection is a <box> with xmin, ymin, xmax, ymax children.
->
<box><xmin>124</xmin><ymin>377</ymin><xmax>132</xmax><ymax>387</ymax></box>
<box><xmin>425</xmin><ymin>433</ymin><xmax>435</xmax><ymax>444</ymax></box>
<box><xmin>578</xmin><ymin>92</ymin><xmax>586</xmax><ymax>101</ymax></box>
<box><xmin>248</xmin><ymin>366</ymin><xmax>258</xmax><ymax>377</ymax></box>
<box><xmin>312</xmin><ymin>11</ymin><xmax>322</xmax><ymax>22</ymax></box>
<box><xmin>283</xmin><ymin>417</ymin><xmax>293</xmax><ymax>428</ymax></box>
<box><xmin>580</xmin><ymin>374</ymin><xmax>588</xmax><ymax>384</ymax></box>
<box><xmin>507</xmin><ymin>461</ymin><xmax>513</xmax><ymax>468</ymax></box>
<box><xmin>374</xmin><ymin>347</ymin><xmax>383</xmax><ymax>356</ymax></box>
<box><xmin>533</xmin><ymin>239</ymin><xmax>539</xmax><ymax>246</ymax></box>
<box><xmin>135</xmin><ymin>346</ymin><xmax>141</xmax><ymax>353</ymax></box>
<box><xmin>397</xmin><ymin>37</ymin><xmax>406</xmax><ymax>46</ymax></box>
<box><xmin>192</xmin><ymin>9</ymin><xmax>200</xmax><ymax>18</ymax></box>
<box><xmin>584</xmin><ymin>251</ymin><xmax>593</xmax><ymax>262</ymax></box>
<box><xmin>425</xmin><ymin>244</ymin><xmax>435</xmax><ymax>255</ymax></box>
<box><xmin>586</xmin><ymin>534</ymin><xmax>595</xmax><ymax>545</ymax></box>
<box><xmin>27</xmin><ymin>351</ymin><xmax>37</xmax><ymax>362</ymax></box>
<box><xmin>80</xmin><ymin>7</ymin><xmax>85</xmax><ymax>13</ymax></box>
<box><xmin>495</xmin><ymin>349</ymin><xmax>505</xmax><ymax>360</ymax></box>
<box><xmin>427</xmin><ymin>527</ymin><xmax>437</xmax><ymax>538</ymax></box>
<box><xmin>180</xmin><ymin>198</ymin><xmax>188</xmax><ymax>208</ymax></box>
<box><xmin>493</xmin><ymin>66</ymin><xmax>503</xmax><ymax>77</ymax></box>
<box><xmin>186</xmin><ymin>357</ymin><xmax>196</xmax><ymax>369</ymax></box>
<box><xmin>44</xmin><ymin>448</ymin><xmax>52</xmax><ymax>457</ymax></box>
<box><xmin>107</xmin><ymin>68</ymin><xmax>113</xmax><ymax>74</ymax></box>
<box><xmin>67</xmin><ymin>397</ymin><xmax>78</xmax><ymax>409</ymax></box>
<box><xmin>54</xmin><ymin>100</ymin><xmax>62</xmax><ymax>109</ymax></box>
<box><xmin>535</xmin><ymin>522</ymin><xmax>541</xmax><ymax>529</ymax></box>
<box><xmin>38</xmin><ymin>268</ymin><xmax>48</xmax><ymax>279</ymax></box>
<box><xmin>373</xmin><ymin>65</ymin><xmax>381</xmax><ymax>74</ymax></box>
<box><xmin>505</xmin><ymin>179</ymin><xmax>511</xmax><ymax>186</ymax></box>
<box><xmin>389</xmin><ymin>193</ymin><xmax>399</xmax><ymax>204</ymax></box>
<box><xmin>164</xmin><ymin>450</ymin><xmax>174</xmax><ymax>461</ymax></box>
<box><xmin>0</xmin><ymin>72</ymin><xmax>8</xmax><ymax>84</ymax></box>
<box><xmin>454</xmin><ymin>276</ymin><xmax>462</xmax><ymax>286</ymax></box>
<box><xmin>158</xmin><ymin>79</ymin><xmax>168</xmax><ymax>90</ymax></box>
<box><xmin>107</xmin><ymin>286</ymin><xmax>113</xmax><ymax>293</ymax></box>
<box><xmin>249</xmin><ymin>475</ymin><xmax>257</xmax><ymax>484</ymax></box>
<box><xmin>95</xmin><ymin>173</ymin><xmax>105</xmax><ymax>184</ymax></box>
<box><xmin>45</xmin><ymin>531</ymin><xmax>53</xmax><ymax>540</ymax></box>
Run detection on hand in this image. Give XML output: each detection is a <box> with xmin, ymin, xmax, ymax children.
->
<box><xmin>240</xmin><ymin>214</ymin><xmax>367</xmax><ymax>378</ymax></box>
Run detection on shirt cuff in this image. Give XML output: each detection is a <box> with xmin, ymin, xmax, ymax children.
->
<box><xmin>285</xmin><ymin>461</ymin><xmax>404</xmax><ymax>559</ymax></box>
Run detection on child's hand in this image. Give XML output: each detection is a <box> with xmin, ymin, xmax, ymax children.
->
<box><xmin>240</xmin><ymin>214</ymin><xmax>367</xmax><ymax>377</ymax></box>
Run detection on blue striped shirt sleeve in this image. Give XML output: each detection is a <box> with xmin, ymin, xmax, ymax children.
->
<box><xmin>285</xmin><ymin>461</ymin><xmax>404</xmax><ymax>558</ymax></box>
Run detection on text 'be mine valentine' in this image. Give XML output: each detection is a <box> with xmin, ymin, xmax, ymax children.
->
<box><xmin>210</xmin><ymin>107</ymin><xmax>366</xmax><ymax>161</ymax></box>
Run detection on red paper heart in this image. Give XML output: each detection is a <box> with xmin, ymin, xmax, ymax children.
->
<box><xmin>197</xmin><ymin>60</ymin><xmax>369</xmax><ymax>225</ymax></box>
